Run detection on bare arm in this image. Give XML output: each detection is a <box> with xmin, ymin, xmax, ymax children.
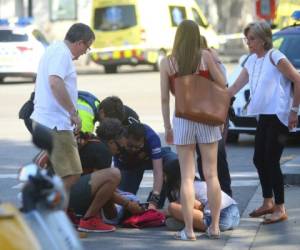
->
<box><xmin>228</xmin><ymin>68</ymin><xmax>249</xmax><ymax>97</ymax></box>
<box><xmin>276</xmin><ymin>58</ymin><xmax>300</xmax><ymax>129</ymax></box>
<box><xmin>160</xmin><ymin>58</ymin><xmax>173</xmax><ymax>144</ymax></box>
<box><xmin>49</xmin><ymin>75</ymin><xmax>81</xmax><ymax>132</ymax></box>
<box><xmin>208</xmin><ymin>48</ymin><xmax>226</xmax><ymax>77</ymax></box>
<box><xmin>112</xmin><ymin>192</ymin><xmax>143</xmax><ymax>214</ymax></box>
<box><xmin>147</xmin><ymin>158</ymin><xmax>164</xmax><ymax>210</ymax></box>
<box><xmin>152</xmin><ymin>158</ymin><xmax>164</xmax><ymax>195</ymax></box>
<box><xmin>202</xmin><ymin>50</ymin><xmax>226</xmax><ymax>88</ymax></box>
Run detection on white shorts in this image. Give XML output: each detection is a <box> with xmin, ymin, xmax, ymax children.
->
<box><xmin>173</xmin><ymin>115</ymin><xmax>222</xmax><ymax>145</ymax></box>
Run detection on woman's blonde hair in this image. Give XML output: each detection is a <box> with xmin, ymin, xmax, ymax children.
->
<box><xmin>243</xmin><ymin>21</ymin><xmax>273</xmax><ymax>50</ymax></box>
<box><xmin>171</xmin><ymin>20</ymin><xmax>201</xmax><ymax>76</ymax></box>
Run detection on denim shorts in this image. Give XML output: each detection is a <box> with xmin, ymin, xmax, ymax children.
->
<box><xmin>204</xmin><ymin>204</ymin><xmax>240</xmax><ymax>231</ymax></box>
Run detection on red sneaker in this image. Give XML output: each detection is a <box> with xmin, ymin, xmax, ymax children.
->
<box><xmin>78</xmin><ymin>216</ymin><xmax>116</xmax><ymax>233</ymax></box>
<box><xmin>67</xmin><ymin>210</ymin><xmax>80</xmax><ymax>227</ymax></box>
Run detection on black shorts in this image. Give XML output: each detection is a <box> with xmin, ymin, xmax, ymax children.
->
<box><xmin>79</xmin><ymin>140</ymin><xmax>112</xmax><ymax>170</ymax></box>
<box><xmin>69</xmin><ymin>174</ymin><xmax>92</xmax><ymax>216</ymax></box>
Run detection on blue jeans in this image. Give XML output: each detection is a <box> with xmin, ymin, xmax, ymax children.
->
<box><xmin>117</xmin><ymin>146</ymin><xmax>179</xmax><ymax>208</ymax></box>
<box><xmin>204</xmin><ymin>204</ymin><xmax>240</xmax><ymax>231</ymax></box>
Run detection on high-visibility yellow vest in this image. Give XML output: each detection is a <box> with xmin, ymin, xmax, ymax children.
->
<box><xmin>77</xmin><ymin>98</ymin><xmax>100</xmax><ymax>133</ymax></box>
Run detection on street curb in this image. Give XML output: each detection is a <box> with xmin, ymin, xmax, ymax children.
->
<box><xmin>282</xmin><ymin>157</ymin><xmax>300</xmax><ymax>185</ymax></box>
<box><xmin>223</xmin><ymin>185</ymin><xmax>263</xmax><ymax>250</ymax></box>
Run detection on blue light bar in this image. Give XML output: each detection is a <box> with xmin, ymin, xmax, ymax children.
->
<box><xmin>0</xmin><ymin>18</ymin><xmax>9</xmax><ymax>26</ymax></box>
<box><xmin>15</xmin><ymin>17</ymin><xmax>33</xmax><ymax>26</ymax></box>
<box><xmin>291</xmin><ymin>10</ymin><xmax>300</xmax><ymax>21</ymax></box>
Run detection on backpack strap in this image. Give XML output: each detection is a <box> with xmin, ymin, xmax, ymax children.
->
<box><xmin>269</xmin><ymin>49</ymin><xmax>276</xmax><ymax>67</ymax></box>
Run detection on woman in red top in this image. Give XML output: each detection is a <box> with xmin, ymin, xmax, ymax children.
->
<box><xmin>160</xmin><ymin>20</ymin><xmax>226</xmax><ymax>240</ymax></box>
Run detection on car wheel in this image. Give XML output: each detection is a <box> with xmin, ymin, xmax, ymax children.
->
<box><xmin>104</xmin><ymin>65</ymin><xmax>117</xmax><ymax>74</ymax></box>
<box><xmin>226</xmin><ymin>132</ymin><xmax>239</xmax><ymax>143</ymax></box>
<box><xmin>0</xmin><ymin>77</ymin><xmax>4</xmax><ymax>83</ymax></box>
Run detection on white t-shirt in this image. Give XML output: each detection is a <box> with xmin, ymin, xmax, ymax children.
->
<box><xmin>31</xmin><ymin>41</ymin><xmax>77</xmax><ymax>130</ymax></box>
<box><xmin>244</xmin><ymin>49</ymin><xmax>293</xmax><ymax>126</ymax></box>
<box><xmin>194</xmin><ymin>181</ymin><xmax>237</xmax><ymax>213</ymax></box>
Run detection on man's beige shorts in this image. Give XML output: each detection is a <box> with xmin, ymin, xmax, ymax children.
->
<box><xmin>50</xmin><ymin>130</ymin><xmax>82</xmax><ymax>177</ymax></box>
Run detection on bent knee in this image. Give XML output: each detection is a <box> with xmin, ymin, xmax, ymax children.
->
<box><xmin>204</xmin><ymin>172</ymin><xmax>218</xmax><ymax>182</ymax></box>
<box><xmin>110</xmin><ymin>168</ymin><xmax>121</xmax><ymax>185</ymax></box>
<box><xmin>168</xmin><ymin>202</ymin><xmax>180</xmax><ymax>215</ymax></box>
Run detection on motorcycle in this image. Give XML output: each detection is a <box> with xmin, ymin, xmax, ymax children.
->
<box><xmin>17</xmin><ymin>124</ymin><xmax>84</xmax><ymax>250</ymax></box>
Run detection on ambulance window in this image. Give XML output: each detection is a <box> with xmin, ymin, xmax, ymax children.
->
<box><xmin>192</xmin><ymin>8</ymin><xmax>207</xmax><ymax>28</ymax></box>
<box><xmin>94</xmin><ymin>5</ymin><xmax>137</xmax><ymax>31</ymax></box>
<box><xmin>169</xmin><ymin>6</ymin><xmax>187</xmax><ymax>27</ymax></box>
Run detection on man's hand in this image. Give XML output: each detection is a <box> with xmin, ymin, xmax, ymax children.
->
<box><xmin>70</xmin><ymin>112</ymin><xmax>82</xmax><ymax>133</ymax></box>
<box><xmin>125</xmin><ymin>201</ymin><xmax>144</xmax><ymax>214</ymax></box>
<box><xmin>148</xmin><ymin>203</ymin><xmax>157</xmax><ymax>210</ymax></box>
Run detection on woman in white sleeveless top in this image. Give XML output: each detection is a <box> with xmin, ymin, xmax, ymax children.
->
<box><xmin>229</xmin><ymin>21</ymin><xmax>300</xmax><ymax>224</ymax></box>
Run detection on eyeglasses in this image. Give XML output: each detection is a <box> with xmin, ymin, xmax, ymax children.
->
<box><xmin>243</xmin><ymin>36</ymin><xmax>257</xmax><ymax>43</ymax></box>
<box><xmin>81</xmin><ymin>41</ymin><xmax>91</xmax><ymax>53</ymax></box>
<box><xmin>84</xmin><ymin>43</ymin><xmax>91</xmax><ymax>53</ymax></box>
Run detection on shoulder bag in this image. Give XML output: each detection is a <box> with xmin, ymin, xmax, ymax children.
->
<box><xmin>174</xmin><ymin>74</ymin><xmax>230</xmax><ymax>126</ymax></box>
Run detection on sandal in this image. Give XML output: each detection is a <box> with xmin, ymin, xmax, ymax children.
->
<box><xmin>262</xmin><ymin>211</ymin><xmax>288</xmax><ymax>225</ymax></box>
<box><xmin>174</xmin><ymin>229</ymin><xmax>196</xmax><ymax>241</ymax></box>
<box><xmin>205</xmin><ymin>227</ymin><xmax>221</xmax><ymax>239</ymax></box>
<box><xmin>249</xmin><ymin>206</ymin><xmax>274</xmax><ymax>218</ymax></box>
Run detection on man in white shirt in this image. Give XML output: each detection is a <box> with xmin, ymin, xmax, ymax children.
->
<box><xmin>31</xmin><ymin>23</ymin><xmax>95</xmax><ymax>202</ymax></box>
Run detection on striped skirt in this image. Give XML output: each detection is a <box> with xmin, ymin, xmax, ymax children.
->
<box><xmin>172</xmin><ymin>115</ymin><xmax>222</xmax><ymax>145</ymax></box>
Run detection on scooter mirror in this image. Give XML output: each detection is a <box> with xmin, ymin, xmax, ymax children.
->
<box><xmin>18</xmin><ymin>163</ymin><xmax>38</xmax><ymax>182</ymax></box>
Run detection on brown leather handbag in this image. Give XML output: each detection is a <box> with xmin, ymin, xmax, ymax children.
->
<box><xmin>174</xmin><ymin>74</ymin><xmax>230</xmax><ymax>126</ymax></box>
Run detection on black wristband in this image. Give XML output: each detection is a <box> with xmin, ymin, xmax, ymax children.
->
<box><xmin>147</xmin><ymin>191</ymin><xmax>160</xmax><ymax>206</ymax></box>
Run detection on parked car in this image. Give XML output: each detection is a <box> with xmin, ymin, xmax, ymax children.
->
<box><xmin>0</xmin><ymin>18</ymin><xmax>48</xmax><ymax>82</ymax></box>
<box><xmin>227</xmin><ymin>15</ymin><xmax>300</xmax><ymax>143</ymax></box>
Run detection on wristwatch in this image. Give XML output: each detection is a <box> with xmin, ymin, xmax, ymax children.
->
<box><xmin>291</xmin><ymin>106</ymin><xmax>299</xmax><ymax>113</ymax></box>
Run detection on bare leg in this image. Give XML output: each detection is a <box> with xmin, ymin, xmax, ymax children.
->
<box><xmin>168</xmin><ymin>202</ymin><xmax>206</xmax><ymax>231</ymax></box>
<box><xmin>63</xmin><ymin>174</ymin><xmax>81</xmax><ymax>208</ymax></box>
<box><xmin>199</xmin><ymin>142</ymin><xmax>221</xmax><ymax>235</ymax></box>
<box><xmin>176</xmin><ymin>144</ymin><xmax>196</xmax><ymax>238</ymax></box>
<box><xmin>255</xmin><ymin>198</ymin><xmax>274</xmax><ymax>211</ymax></box>
<box><xmin>63</xmin><ymin>174</ymin><xmax>81</xmax><ymax>192</ymax></box>
<box><xmin>84</xmin><ymin>168</ymin><xmax>120</xmax><ymax>218</ymax></box>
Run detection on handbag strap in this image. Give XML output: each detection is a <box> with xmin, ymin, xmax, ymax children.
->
<box><xmin>168</xmin><ymin>56</ymin><xmax>177</xmax><ymax>75</ymax></box>
<box><xmin>168</xmin><ymin>56</ymin><xmax>203</xmax><ymax>75</ymax></box>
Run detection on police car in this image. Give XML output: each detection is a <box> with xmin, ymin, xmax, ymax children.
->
<box><xmin>0</xmin><ymin>18</ymin><xmax>48</xmax><ymax>82</ymax></box>
<box><xmin>227</xmin><ymin>11</ymin><xmax>300</xmax><ymax>142</ymax></box>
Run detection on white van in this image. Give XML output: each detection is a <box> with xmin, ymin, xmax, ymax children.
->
<box><xmin>90</xmin><ymin>0</ymin><xmax>219</xmax><ymax>73</ymax></box>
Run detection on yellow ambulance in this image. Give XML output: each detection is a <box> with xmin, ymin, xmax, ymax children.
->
<box><xmin>90</xmin><ymin>0</ymin><xmax>219</xmax><ymax>73</ymax></box>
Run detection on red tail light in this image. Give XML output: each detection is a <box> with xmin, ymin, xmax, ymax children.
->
<box><xmin>16</xmin><ymin>46</ymin><xmax>33</xmax><ymax>53</ymax></box>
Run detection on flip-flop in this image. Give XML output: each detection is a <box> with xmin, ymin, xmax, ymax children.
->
<box><xmin>205</xmin><ymin>227</ymin><xmax>221</xmax><ymax>239</ymax></box>
<box><xmin>174</xmin><ymin>229</ymin><xmax>196</xmax><ymax>241</ymax></box>
<box><xmin>249</xmin><ymin>207</ymin><xmax>275</xmax><ymax>217</ymax></box>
